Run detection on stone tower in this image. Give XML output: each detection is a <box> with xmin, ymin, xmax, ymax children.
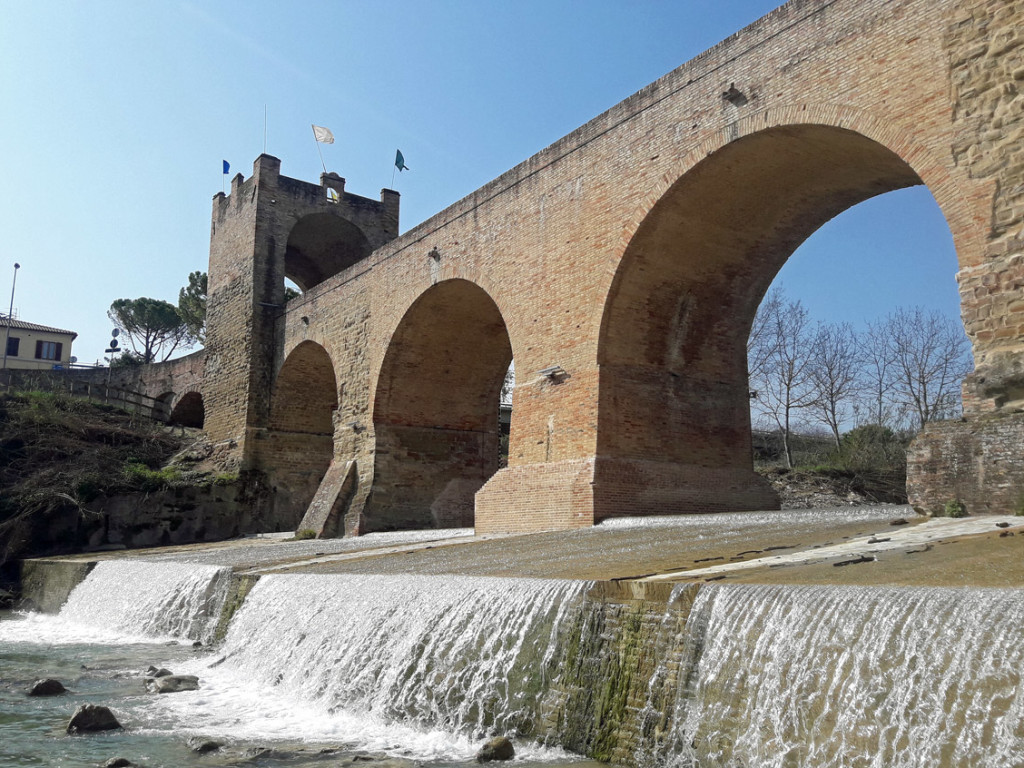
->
<box><xmin>203</xmin><ymin>154</ymin><xmax>399</xmax><ymax>470</ymax></box>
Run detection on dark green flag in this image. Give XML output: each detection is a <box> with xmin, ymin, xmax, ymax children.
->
<box><xmin>395</xmin><ymin>150</ymin><xmax>409</xmax><ymax>172</ymax></box>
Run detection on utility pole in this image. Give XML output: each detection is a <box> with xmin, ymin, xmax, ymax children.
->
<box><xmin>1</xmin><ymin>263</ymin><xmax>21</xmax><ymax>374</ymax></box>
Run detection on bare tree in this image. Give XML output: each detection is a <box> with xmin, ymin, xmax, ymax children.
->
<box><xmin>808</xmin><ymin>321</ymin><xmax>860</xmax><ymax>449</ymax></box>
<box><xmin>747</xmin><ymin>288</ymin><xmax>783</xmax><ymax>389</ymax></box>
<box><xmin>500</xmin><ymin>362</ymin><xmax>515</xmax><ymax>406</ymax></box>
<box><xmin>859</xmin><ymin>318</ymin><xmax>899</xmax><ymax>428</ymax></box>
<box><xmin>882</xmin><ymin>307</ymin><xmax>973</xmax><ymax>430</ymax></box>
<box><xmin>749</xmin><ymin>291</ymin><xmax>816</xmax><ymax>468</ymax></box>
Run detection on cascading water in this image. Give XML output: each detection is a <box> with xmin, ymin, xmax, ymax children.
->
<box><xmin>6</xmin><ymin>555</ymin><xmax>1024</xmax><ymax>767</ymax></box>
<box><xmin>649</xmin><ymin>583</ymin><xmax>1024</xmax><ymax>768</ymax></box>
<box><xmin>57</xmin><ymin>560</ymin><xmax>232</xmax><ymax>644</ymax></box>
<box><xmin>204</xmin><ymin>574</ymin><xmax>588</xmax><ymax>744</ymax></box>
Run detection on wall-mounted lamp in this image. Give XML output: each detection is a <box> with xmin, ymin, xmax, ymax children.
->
<box><xmin>428</xmin><ymin>247</ymin><xmax>441</xmax><ymax>262</ymax></box>
<box><xmin>538</xmin><ymin>365</ymin><xmax>569</xmax><ymax>382</ymax></box>
<box><xmin>722</xmin><ymin>84</ymin><xmax>748</xmax><ymax>106</ymax></box>
<box><xmin>301</xmin><ymin>316</ymin><xmax>309</xmax><ymax>325</ymax></box>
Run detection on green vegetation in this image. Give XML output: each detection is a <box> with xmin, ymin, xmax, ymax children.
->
<box><xmin>108</xmin><ymin>296</ymin><xmax>194</xmax><ymax>363</ymax></box>
<box><xmin>937</xmin><ymin>499</ymin><xmax>969</xmax><ymax>518</ymax></box>
<box><xmin>754</xmin><ymin>423</ymin><xmax>910</xmax><ymax>504</ymax></box>
<box><xmin>177</xmin><ymin>270</ymin><xmax>208</xmax><ymax>344</ymax></box>
<box><xmin>0</xmin><ymin>389</ymin><xmax>191</xmax><ymax>563</ymax></box>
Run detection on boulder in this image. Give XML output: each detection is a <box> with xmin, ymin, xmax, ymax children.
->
<box><xmin>476</xmin><ymin>736</ymin><xmax>515</xmax><ymax>762</ymax></box>
<box><xmin>187</xmin><ymin>736</ymin><xmax>223</xmax><ymax>754</ymax></box>
<box><xmin>27</xmin><ymin>678</ymin><xmax>66</xmax><ymax>697</ymax></box>
<box><xmin>145</xmin><ymin>674</ymin><xmax>199</xmax><ymax>694</ymax></box>
<box><xmin>145</xmin><ymin>666</ymin><xmax>173</xmax><ymax>678</ymax></box>
<box><xmin>103</xmin><ymin>759</ymin><xmax>135</xmax><ymax>767</ymax></box>
<box><xmin>66</xmin><ymin>704</ymin><xmax>122</xmax><ymax>734</ymax></box>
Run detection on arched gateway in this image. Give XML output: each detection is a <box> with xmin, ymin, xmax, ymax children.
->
<box><xmin>179</xmin><ymin>0</ymin><xmax>1023</xmax><ymax>534</ymax></box>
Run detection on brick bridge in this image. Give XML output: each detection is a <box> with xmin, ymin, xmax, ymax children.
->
<box><xmin>127</xmin><ymin>0</ymin><xmax>1024</xmax><ymax>535</ymax></box>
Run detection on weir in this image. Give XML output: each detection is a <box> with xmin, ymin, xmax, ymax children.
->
<box><xmin>21</xmin><ymin>550</ymin><xmax>1024</xmax><ymax>767</ymax></box>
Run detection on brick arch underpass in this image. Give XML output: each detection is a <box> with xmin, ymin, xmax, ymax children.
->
<box><xmin>257</xmin><ymin>340</ymin><xmax>339</xmax><ymax>526</ymax></box>
<box><xmin>187</xmin><ymin>0</ymin><xmax>1024</xmax><ymax>534</ymax></box>
<box><xmin>168</xmin><ymin>391</ymin><xmax>205</xmax><ymax>429</ymax></box>
<box><xmin>361</xmin><ymin>279</ymin><xmax>513</xmax><ymax>533</ymax></box>
<box><xmin>286</xmin><ymin>213</ymin><xmax>373</xmax><ymax>293</ymax></box>
<box><xmin>591</xmin><ymin>123</ymin><xmax>938</xmax><ymax>520</ymax></box>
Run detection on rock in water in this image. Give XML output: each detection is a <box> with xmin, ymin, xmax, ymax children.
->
<box><xmin>67</xmin><ymin>704</ymin><xmax>122</xmax><ymax>734</ymax></box>
<box><xmin>27</xmin><ymin>678</ymin><xmax>66</xmax><ymax>697</ymax></box>
<box><xmin>476</xmin><ymin>737</ymin><xmax>515</xmax><ymax>762</ymax></box>
<box><xmin>187</xmin><ymin>736</ymin><xmax>223</xmax><ymax>753</ymax></box>
<box><xmin>103</xmin><ymin>759</ymin><xmax>135</xmax><ymax>767</ymax></box>
<box><xmin>145</xmin><ymin>674</ymin><xmax>200</xmax><ymax>694</ymax></box>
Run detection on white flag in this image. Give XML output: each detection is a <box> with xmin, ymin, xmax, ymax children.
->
<box><xmin>312</xmin><ymin>125</ymin><xmax>334</xmax><ymax>144</ymax></box>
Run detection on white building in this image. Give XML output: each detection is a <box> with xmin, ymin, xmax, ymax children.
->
<box><xmin>1</xmin><ymin>317</ymin><xmax>78</xmax><ymax>371</ymax></box>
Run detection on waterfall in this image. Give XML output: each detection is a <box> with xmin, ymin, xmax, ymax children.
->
<box><xmin>652</xmin><ymin>583</ymin><xmax>1024</xmax><ymax>768</ymax></box>
<box><xmin>211</xmin><ymin>574</ymin><xmax>587</xmax><ymax>740</ymax></box>
<box><xmin>58</xmin><ymin>560</ymin><xmax>231</xmax><ymax>644</ymax></box>
<box><xmin>16</xmin><ymin>558</ymin><xmax>1024</xmax><ymax>765</ymax></box>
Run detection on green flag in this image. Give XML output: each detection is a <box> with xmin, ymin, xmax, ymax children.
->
<box><xmin>395</xmin><ymin>150</ymin><xmax>409</xmax><ymax>172</ymax></box>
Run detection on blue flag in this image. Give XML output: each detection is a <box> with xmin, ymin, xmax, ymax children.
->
<box><xmin>222</xmin><ymin>160</ymin><xmax>230</xmax><ymax>174</ymax></box>
<box><xmin>395</xmin><ymin>150</ymin><xmax>409</xmax><ymax>172</ymax></box>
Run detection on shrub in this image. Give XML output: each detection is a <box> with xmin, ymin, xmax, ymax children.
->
<box><xmin>937</xmin><ymin>499</ymin><xmax>968</xmax><ymax>518</ymax></box>
<box><xmin>836</xmin><ymin>424</ymin><xmax>909</xmax><ymax>472</ymax></box>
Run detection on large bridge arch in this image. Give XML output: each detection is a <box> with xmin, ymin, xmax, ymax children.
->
<box><xmin>363</xmin><ymin>278</ymin><xmax>513</xmax><ymax>532</ymax></box>
<box><xmin>260</xmin><ymin>340</ymin><xmax>339</xmax><ymax>526</ymax></box>
<box><xmin>594</xmin><ymin>120</ymin><xmax>965</xmax><ymax>518</ymax></box>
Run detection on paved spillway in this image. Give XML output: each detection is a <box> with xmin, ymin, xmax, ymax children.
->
<box><xmin>27</xmin><ymin>505</ymin><xmax>1024</xmax><ymax>589</ymax></box>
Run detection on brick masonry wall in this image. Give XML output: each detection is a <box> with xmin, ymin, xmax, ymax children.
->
<box><xmin>908</xmin><ymin>412</ymin><xmax>1024</xmax><ymax>514</ymax></box>
<box><xmin>134</xmin><ymin>0</ymin><xmax>1024</xmax><ymax>531</ymax></box>
<box><xmin>948</xmin><ymin>0</ymin><xmax>1024</xmax><ymax>409</ymax></box>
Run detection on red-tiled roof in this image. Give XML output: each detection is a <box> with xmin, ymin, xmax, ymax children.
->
<box><xmin>0</xmin><ymin>317</ymin><xmax>78</xmax><ymax>338</ymax></box>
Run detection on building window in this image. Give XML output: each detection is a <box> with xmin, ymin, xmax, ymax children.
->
<box><xmin>6</xmin><ymin>336</ymin><xmax>19</xmax><ymax>357</ymax></box>
<box><xmin>35</xmin><ymin>340</ymin><xmax>62</xmax><ymax>361</ymax></box>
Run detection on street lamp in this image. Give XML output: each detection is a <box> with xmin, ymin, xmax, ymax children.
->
<box><xmin>1</xmin><ymin>263</ymin><xmax>21</xmax><ymax>373</ymax></box>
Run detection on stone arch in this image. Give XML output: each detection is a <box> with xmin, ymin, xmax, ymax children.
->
<box><xmin>610</xmin><ymin>105</ymin><xmax>984</xmax><ymax>275</ymax></box>
<box><xmin>284</xmin><ymin>213</ymin><xmax>373</xmax><ymax>292</ymax></box>
<box><xmin>595</xmin><ymin>121</ymin><xmax>961</xmax><ymax>518</ymax></box>
<box><xmin>264</xmin><ymin>341</ymin><xmax>339</xmax><ymax>524</ymax></box>
<box><xmin>269</xmin><ymin>340</ymin><xmax>339</xmax><ymax>434</ymax></box>
<box><xmin>168</xmin><ymin>391</ymin><xmax>204</xmax><ymax>428</ymax></box>
<box><xmin>366</xmin><ymin>279</ymin><xmax>513</xmax><ymax>532</ymax></box>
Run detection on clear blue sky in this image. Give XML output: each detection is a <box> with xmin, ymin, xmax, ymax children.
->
<box><xmin>1</xmin><ymin>2</ymin><xmax>962</xmax><ymax>366</ymax></box>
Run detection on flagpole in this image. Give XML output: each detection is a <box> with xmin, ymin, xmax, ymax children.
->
<box><xmin>391</xmin><ymin>165</ymin><xmax>397</xmax><ymax>189</ymax></box>
<box><xmin>264</xmin><ymin>105</ymin><xmax>268</xmax><ymax>154</ymax></box>
<box><xmin>312</xmin><ymin>124</ymin><xmax>327</xmax><ymax>174</ymax></box>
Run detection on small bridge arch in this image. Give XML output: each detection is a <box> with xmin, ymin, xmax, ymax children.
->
<box><xmin>168</xmin><ymin>391</ymin><xmax>205</xmax><ymax>428</ymax></box>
